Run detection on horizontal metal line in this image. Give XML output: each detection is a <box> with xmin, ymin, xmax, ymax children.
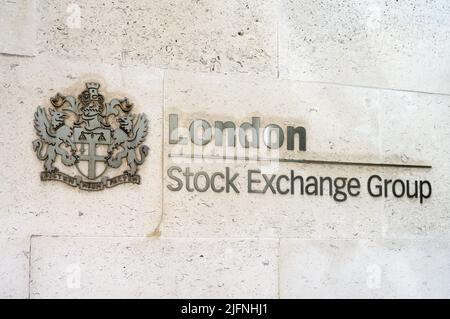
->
<box><xmin>168</xmin><ymin>153</ymin><xmax>432</xmax><ymax>169</ymax></box>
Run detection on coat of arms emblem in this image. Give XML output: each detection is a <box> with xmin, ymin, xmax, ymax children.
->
<box><xmin>32</xmin><ymin>82</ymin><xmax>149</xmax><ymax>191</ymax></box>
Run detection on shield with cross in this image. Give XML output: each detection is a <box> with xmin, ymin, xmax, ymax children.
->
<box><xmin>73</xmin><ymin>127</ymin><xmax>112</xmax><ymax>180</ymax></box>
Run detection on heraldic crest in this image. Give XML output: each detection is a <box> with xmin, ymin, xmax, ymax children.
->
<box><xmin>32</xmin><ymin>82</ymin><xmax>149</xmax><ymax>191</ymax></box>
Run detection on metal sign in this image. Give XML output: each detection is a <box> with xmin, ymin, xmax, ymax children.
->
<box><xmin>33</xmin><ymin>82</ymin><xmax>149</xmax><ymax>191</ymax></box>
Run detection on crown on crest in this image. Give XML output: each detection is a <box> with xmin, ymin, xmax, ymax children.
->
<box><xmin>86</xmin><ymin>82</ymin><xmax>100</xmax><ymax>90</ymax></box>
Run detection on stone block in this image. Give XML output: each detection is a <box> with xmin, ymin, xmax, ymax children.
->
<box><xmin>30</xmin><ymin>236</ymin><xmax>278</xmax><ymax>298</ymax></box>
<box><xmin>279</xmin><ymin>239</ymin><xmax>450</xmax><ymax>298</ymax></box>
<box><xmin>0</xmin><ymin>237</ymin><xmax>30</xmax><ymax>298</ymax></box>
<box><xmin>0</xmin><ymin>55</ymin><xmax>163</xmax><ymax>237</ymax></box>
<box><xmin>279</xmin><ymin>0</ymin><xmax>450</xmax><ymax>94</ymax></box>
<box><xmin>0</xmin><ymin>0</ymin><xmax>37</xmax><ymax>56</ymax></box>
<box><xmin>37</xmin><ymin>0</ymin><xmax>278</xmax><ymax>76</ymax></box>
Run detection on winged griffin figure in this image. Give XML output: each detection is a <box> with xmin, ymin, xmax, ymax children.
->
<box><xmin>108</xmin><ymin>113</ymin><xmax>149</xmax><ymax>175</ymax></box>
<box><xmin>32</xmin><ymin>82</ymin><xmax>150</xmax><ymax>191</ymax></box>
<box><xmin>32</xmin><ymin>107</ymin><xmax>76</xmax><ymax>172</ymax></box>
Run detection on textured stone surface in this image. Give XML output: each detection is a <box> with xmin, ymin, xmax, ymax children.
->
<box><xmin>30</xmin><ymin>236</ymin><xmax>278</xmax><ymax>298</ymax></box>
<box><xmin>1</xmin><ymin>0</ymin><xmax>450</xmax><ymax>299</ymax></box>
<box><xmin>0</xmin><ymin>237</ymin><xmax>30</xmax><ymax>298</ymax></box>
<box><xmin>37</xmin><ymin>0</ymin><xmax>277</xmax><ymax>76</ymax></box>
<box><xmin>279</xmin><ymin>0</ymin><xmax>450</xmax><ymax>94</ymax></box>
<box><xmin>0</xmin><ymin>0</ymin><xmax>37</xmax><ymax>56</ymax></box>
<box><xmin>379</xmin><ymin>93</ymin><xmax>450</xmax><ymax>239</ymax></box>
<box><xmin>279</xmin><ymin>239</ymin><xmax>450</xmax><ymax>298</ymax></box>
<box><xmin>0</xmin><ymin>55</ymin><xmax>163</xmax><ymax>237</ymax></box>
<box><xmin>162</xmin><ymin>71</ymin><xmax>448</xmax><ymax>239</ymax></box>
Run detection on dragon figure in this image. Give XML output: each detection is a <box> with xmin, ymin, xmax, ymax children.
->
<box><xmin>107</xmin><ymin>113</ymin><xmax>149</xmax><ymax>175</ymax></box>
<box><xmin>32</xmin><ymin>107</ymin><xmax>77</xmax><ymax>172</ymax></box>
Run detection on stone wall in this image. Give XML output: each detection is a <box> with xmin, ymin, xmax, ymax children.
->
<box><xmin>0</xmin><ymin>0</ymin><xmax>449</xmax><ymax>298</ymax></box>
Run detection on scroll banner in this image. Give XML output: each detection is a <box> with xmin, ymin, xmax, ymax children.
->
<box><xmin>40</xmin><ymin>171</ymin><xmax>140</xmax><ymax>191</ymax></box>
